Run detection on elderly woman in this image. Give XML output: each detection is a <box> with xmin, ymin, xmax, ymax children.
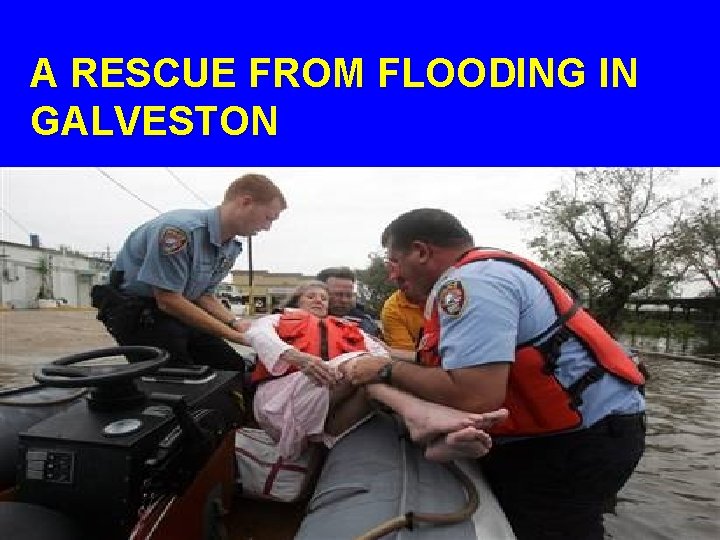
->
<box><xmin>244</xmin><ymin>281</ymin><xmax>507</xmax><ymax>460</ymax></box>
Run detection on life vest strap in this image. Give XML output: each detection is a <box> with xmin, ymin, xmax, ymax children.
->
<box><xmin>517</xmin><ymin>296</ymin><xmax>582</xmax><ymax>349</ymax></box>
<box><xmin>534</xmin><ymin>327</ymin><xmax>573</xmax><ymax>375</ymax></box>
<box><xmin>318</xmin><ymin>319</ymin><xmax>329</xmax><ymax>361</ymax></box>
<box><xmin>567</xmin><ymin>365</ymin><xmax>606</xmax><ymax>408</ymax></box>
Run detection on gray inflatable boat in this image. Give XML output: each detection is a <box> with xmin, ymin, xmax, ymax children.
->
<box><xmin>296</xmin><ymin>413</ymin><xmax>515</xmax><ymax>539</ymax></box>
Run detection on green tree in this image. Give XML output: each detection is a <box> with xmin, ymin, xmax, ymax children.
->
<box><xmin>506</xmin><ymin>168</ymin><xmax>698</xmax><ymax>332</ymax></box>
<box><xmin>672</xmin><ymin>179</ymin><xmax>719</xmax><ymax>296</ymax></box>
<box><xmin>36</xmin><ymin>255</ymin><xmax>54</xmax><ymax>300</ymax></box>
<box><xmin>355</xmin><ymin>253</ymin><xmax>395</xmax><ymax>314</ymax></box>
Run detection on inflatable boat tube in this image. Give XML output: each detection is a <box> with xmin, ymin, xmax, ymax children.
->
<box><xmin>296</xmin><ymin>412</ymin><xmax>515</xmax><ymax>539</ymax></box>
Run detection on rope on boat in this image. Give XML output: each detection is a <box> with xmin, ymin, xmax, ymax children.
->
<box><xmin>355</xmin><ymin>460</ymin><xmax>479</xmax><ymax>540</ymax></box>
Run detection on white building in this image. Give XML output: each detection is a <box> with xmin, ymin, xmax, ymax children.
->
<box><xmin>0</xmin><ymin>240</ymin><xmax>112</xmax><ymax>309</ymax></box>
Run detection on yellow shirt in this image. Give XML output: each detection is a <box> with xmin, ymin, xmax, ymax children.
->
<box><xmin>380</xmin><ymin>290</ymin><xmax>424</xmax><ymax>351</ymax></box>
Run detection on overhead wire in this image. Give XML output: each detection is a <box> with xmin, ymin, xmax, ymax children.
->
<box><xmin>4</xmin><ymin>169</ymin><xmax>163</xmax><ymax>262</ymax></box>
<box><xmin>165</xmin><ymin>168</ymin><xmax>211</xmax><ymax>207</ymax></box>
<box><xmin>96</xmin><ymin>168</ymin><xmax>162</xmax><ymax>214</ymax></box>
<box><xmin>0</xmin><ymin>207</ymin><xmax>32</xmax><ymax>236</ymax></box>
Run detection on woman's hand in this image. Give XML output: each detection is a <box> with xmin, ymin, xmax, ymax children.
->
<box><xmin>280</xmin><ymin>349</ymin><xmax>338</xmax><ymax>387</ymax></box>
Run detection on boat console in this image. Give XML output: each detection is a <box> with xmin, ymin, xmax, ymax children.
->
<box><xmin>12</xmin><ymin>346</ymin><xmax>244</xmax><ymax>540</ymax></box>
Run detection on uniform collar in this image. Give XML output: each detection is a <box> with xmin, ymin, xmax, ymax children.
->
<box><xmin>207</xmin><ymin>207</ymin><xmax>223</xmax><ymax>247</ymax></box>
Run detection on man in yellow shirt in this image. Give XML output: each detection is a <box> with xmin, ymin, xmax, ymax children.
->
<box><xmin>380</xmin><ymin>288</ymin><xmax>425</xmax><ymax>351</ymax></box>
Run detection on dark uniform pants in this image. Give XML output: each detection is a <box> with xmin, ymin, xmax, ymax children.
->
<box><xmin>99</xmin><ymin>296</ymin><xmax>246</xmax><ymax>371</ymax></box>
<box><xmin>482</xmin><ymin>413</ymin><xmax>646</xmax><ymax>540</ymax></box>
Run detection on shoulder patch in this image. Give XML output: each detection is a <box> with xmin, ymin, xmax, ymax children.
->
<box><xmin>438</xmin><ymin>280</ymin><xmax>466</xmax><ymax>317</ymax></box>
<box><xmin>160</xmin><ymin>226</ymin><xmax>188</xmax><ymax>255</ymax></box>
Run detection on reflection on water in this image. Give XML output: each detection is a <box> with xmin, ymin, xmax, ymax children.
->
<box><xmin>622</xmin><ymin>334</ymin><xmax>709</xmax><ymax>356</ymax></box>
<box><xmin>619</xmin><ymin>324</ymin><xmax>719</xmax><ymax>358</ymax></box>
<box><xmin>604</xmin><ymin>356</ymin><xmax>720</xmax><ymax>539</ymax></box>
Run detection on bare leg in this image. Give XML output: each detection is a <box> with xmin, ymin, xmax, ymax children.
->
<box><xmin>328</xmin><ymin>380</ymin><xmax>356</xmax><ymax>408</ymax></box>
<box><xmin>366</xmin><ymin>384</ymin><xmax>495</xmax><ymax>443</ymax></box>
<box><xmin>324</xmin><ymin>384</ymin><xmax>373</xmax><ymax>436</ymax></box>
<box><xmin>424</xmin><ymin>427</ymin><xmax>493</xmax><ymax>462</ymax></box>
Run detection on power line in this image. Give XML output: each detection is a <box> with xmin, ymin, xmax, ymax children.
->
<box><xmin>165</xmin><ymin>168</ymin><xmax>211</xmax><ymax>207</ymax></box>
<box><xmin>96</xmin><ymin>168</ymin><xmax>162</xmax><ymax>214</ymax></box>
<box><xmin>0</xmin><ymin>206</ymin><xmax>32</xmax><ymax>235</ymax></box>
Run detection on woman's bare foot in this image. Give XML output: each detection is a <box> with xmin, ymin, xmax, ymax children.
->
<box><xmin>472</xmin><ymin>408</ymin><xmax>509</xmax><ymax>431</ymax></box>
<box><xmin>424</xmin><ymin>427</ymin><xmax>492</xmax><ymax>462</ymax></box>
<box><xmin>402</xmin><ymin>401</ymin><xmax>489</xmax><ymax>443</ymax></box>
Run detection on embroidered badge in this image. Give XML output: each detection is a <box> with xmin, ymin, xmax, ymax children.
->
<box><xmin>159</xmin><ymin>227</ymin><xmax>188</xmax><ymax>255</ymax></box>
<box><xmin>438</xmin><ymin>280</ymin><xmax>466</xmax><ymax>317</ymax></box>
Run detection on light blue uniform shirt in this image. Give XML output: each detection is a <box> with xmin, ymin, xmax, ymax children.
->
<box><xmin>111</xmin><ymin>208</ymin><xmax>243</xmax><ymax>301</ymax></box>
<box><xmin>431</xmin><ymin>259</ymin><xmax>644</xmax><ymax>430</ymax></box>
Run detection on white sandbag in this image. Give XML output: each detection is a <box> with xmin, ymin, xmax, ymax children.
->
<box><xmin>234</xmin><ymin>427</ymin><xmax>314</xmax><ymax>503</ymax></box>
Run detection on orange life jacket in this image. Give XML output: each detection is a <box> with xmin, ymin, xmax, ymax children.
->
<box><xmin>251</xmin><ymin>310</ymin><xmax>368</xmax><ymax>384</ymax></box>
<box><xmin>418</xmin><ymin>249</ymin><xmax>645</xmax><ymax>436</ymax></box>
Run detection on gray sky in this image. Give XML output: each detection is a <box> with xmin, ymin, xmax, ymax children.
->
<box><xmin>1</xmin><ymin>167</ymin><xmax>717</xmax><ymax>277</ymax></box>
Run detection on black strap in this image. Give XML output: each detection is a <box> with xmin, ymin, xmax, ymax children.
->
<box><xmin>534</xmin><ymin>327</ymin><xmax>572</xmax><ymax>374</ymax></box>
<box><xmin>318</xmin><ymin>319</ymin><xmax>329</xmax><ymax>361</ymax></box>
<box><xmin>567</xmin><ymin>366</ymin><xmax>605</xmax><ymax>408</ymax></box>
<box><xmin>518</xmin><ymin>297</ymin><xmax>582</xmax><ymax>349</ymax></box>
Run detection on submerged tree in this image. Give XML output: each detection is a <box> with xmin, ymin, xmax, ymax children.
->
<box><xmin>506</xmin><ymin>168</ymin><xmax>698</xmax><ymax>332</ymax></box>
<box><xmin>671</xmin><ymin>179</ymin><xmax>719</xmax><ymax>296</ymax></box>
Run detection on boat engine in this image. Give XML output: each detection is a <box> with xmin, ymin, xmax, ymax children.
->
<box><xmin>12</xmin><ymin>346</ymin><xmax>244</xmax><ymax>540</ymax></box>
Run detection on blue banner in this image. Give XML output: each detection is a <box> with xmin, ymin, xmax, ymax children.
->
<box><xmin>1</xmin><ymin>2</ymin><xmax>718</xmax><ymax>165</ymax></box>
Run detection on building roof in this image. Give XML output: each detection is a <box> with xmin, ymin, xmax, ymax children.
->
<box><xmin>0</xmin><ymin>240</ymin><xmax>112</xmax><ymax>265</ymax></box>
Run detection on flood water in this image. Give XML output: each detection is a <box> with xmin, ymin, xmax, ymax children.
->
<box><xmin>620</xmin><ymin>324</ymin><xmax>719</xmax><ymax>358</ymax></box>
<box><xmin>604</xmin><ymin>355</ymin><xmax>719</xmax><ymax>539</ymax></box>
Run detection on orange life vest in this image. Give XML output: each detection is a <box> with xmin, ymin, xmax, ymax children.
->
<box><xmin>251</xmin><ymin>310</ymin><xmax>368</xmax><ymax>384</ymax></box>
<box><xmin>418</xmin><ymin>249</ymin><xmax>645</xmax><ymax>436</ymax></box>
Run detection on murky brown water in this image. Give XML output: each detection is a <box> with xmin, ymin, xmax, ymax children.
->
<box><xmin>604</xmin><ymin>356</ymin><xmax>720</xmax><ymax>539</ymax></box>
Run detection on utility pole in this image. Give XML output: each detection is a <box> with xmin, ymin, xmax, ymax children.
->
<box><xmin>247</xmin><ymin>236</ymin><xmax>254</xmax><ymax>315</ymax></box>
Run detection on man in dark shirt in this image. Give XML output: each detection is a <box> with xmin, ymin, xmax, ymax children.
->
<box><xmin>316</xmin><ymin>266</ymin><xmax>382</xmax><ymax>338</ymax></box>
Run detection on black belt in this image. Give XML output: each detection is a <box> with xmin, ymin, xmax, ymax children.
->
<box><xmin>588</xmin><ymin>412</ymin><xmax>646</xmax><ymax>436</ymax></box>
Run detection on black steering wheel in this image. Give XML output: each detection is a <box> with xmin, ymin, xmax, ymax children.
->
<box><xmin>34</xmin><ymin>346</ymin><xmax>168</xmax><ymax>388</ymax></box>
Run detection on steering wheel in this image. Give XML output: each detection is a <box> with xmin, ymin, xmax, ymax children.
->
<box><xmin>34</xmin><ymin>346</ymin><xmax>168</xmax><ymax>388</ymax></box>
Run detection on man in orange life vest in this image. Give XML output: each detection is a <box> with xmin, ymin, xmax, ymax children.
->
<box><xmin>343</xmin><ymin>208</ymin><xmax>646</xmax><ymax>540</ymax></box>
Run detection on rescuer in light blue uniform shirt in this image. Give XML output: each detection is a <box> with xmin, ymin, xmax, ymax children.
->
<box><xmin>433</xmin><ymin>260</ymin><xmax>645</xmax><ymax>430</ymax></box>
<box><xmin>94</xmin><ymin>174</ymin><xmax>287</xmax><ymax>369</ymax></box>
<box><xmin>116</xmin><ymin>208</ymin><xmax>243</xmax><ymax>302</ymax></box>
